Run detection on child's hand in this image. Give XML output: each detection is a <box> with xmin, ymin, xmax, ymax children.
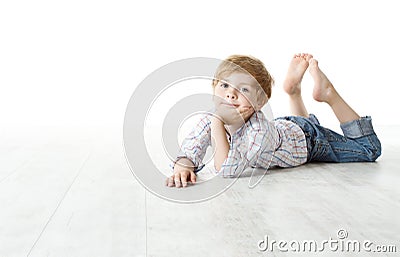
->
<box><xmin>166</xmin><ymin>158</ymin><xmax>197</xmax><ymax>188</ymax></box>
<box><xmin>214</xmin><ymin>104</ymin><xmax>254</xmax><ymax>125</ymax></box>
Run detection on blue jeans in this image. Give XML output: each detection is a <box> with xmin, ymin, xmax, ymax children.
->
<box><xmin>277</xmin><ymin>114</ymin><xmax>382</xmax><ymax>162</ymax></box>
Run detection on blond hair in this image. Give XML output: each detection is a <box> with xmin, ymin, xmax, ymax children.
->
<box><xmin>212</xmin><ymin>55</ymin><xmax>274</xmax><ymax>99</ymax></box>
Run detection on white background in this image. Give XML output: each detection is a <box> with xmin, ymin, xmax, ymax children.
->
<box><xmin>1</xmin><ymin>0</ymin><xmax>399</xmax><ymax>138</ymax></box>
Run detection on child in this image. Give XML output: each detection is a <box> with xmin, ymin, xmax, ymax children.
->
<box><xmin>165</xmin><ymin>53</ymin><xmax>382</xmax><ymax>188</ymax></box>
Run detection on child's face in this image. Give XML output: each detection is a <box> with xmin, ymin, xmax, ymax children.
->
<box><xmin>213</xmin><ymin>72</ymin><xmax>265</xmax><ymax>112</ymax></box>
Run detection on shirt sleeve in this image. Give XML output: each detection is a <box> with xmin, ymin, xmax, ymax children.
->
<box><xmin>172</xmin><ymin>115</ymin><xmax>212</xmax><ymax>173</ymax></box>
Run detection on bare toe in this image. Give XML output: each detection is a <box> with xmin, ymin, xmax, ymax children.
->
<box><xmin>309</xmin><ymin>58</ymin><xmax>336</xmax><ymax>103</ymax></box>
<box><xmin>283</xmin><ymin>54</ymin><xmax>310</xmax><ymax>95</ymax></box>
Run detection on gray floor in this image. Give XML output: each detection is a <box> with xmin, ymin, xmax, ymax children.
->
<box><xmin>0</xmin><ymin>125</ymin><xmax>399</xmax><ymax>257</ymax></box>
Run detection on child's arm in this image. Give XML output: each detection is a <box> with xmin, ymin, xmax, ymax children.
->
<box><xmin>215</xmin><ymin>111</ymin><xmax>277</xmax><ymax>178</ymax></box>
<box><xmin>167</xmin><ymin>115</ymin><xmax>212</xmax><ymax>188</ymax></box>
<box><xmin>210</xmin><ymin>116</ymin><xmax>229</xmax><ymax>171</ymax></box>
<box><xmin>212</xmin><ymin>106</ymin><xmax>254</xmax><ymax>172</ymax></box>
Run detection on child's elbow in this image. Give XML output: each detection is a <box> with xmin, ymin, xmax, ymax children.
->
<box><xmin>214</xmin><ymin>164</ymin><xmax>222</xmax><ymax>172</ymax></box>
<box><xmin>214</xmin><ymin>165</ymin><xmax>233</xmax><ymax>178</ymax></box>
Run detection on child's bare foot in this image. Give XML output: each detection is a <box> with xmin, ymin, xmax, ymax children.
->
<box><xmin>308</xmin><ymin>58</ymin><xmax>338</xmax><ymax>104</ymax></box>
<box><xmin>283</xmin><ymin>53</ymin><xmax>313</xmax><ymax>96</ymax></box>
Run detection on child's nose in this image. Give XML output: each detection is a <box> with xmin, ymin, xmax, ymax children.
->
<box><xmin>226</xmin><ymin>92</ymin><xmax>237</xmax><ymax>100</ymax></box>
<box><xmin>226</xmin><ymin>88</ymin><xmax>237</xmax><ymax>100</ymax></box>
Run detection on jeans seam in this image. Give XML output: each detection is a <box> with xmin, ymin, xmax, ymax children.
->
<box><xmin>367</xmin><ymin>134</ymin><xmax>377</xmax><ymax>151</ymax></box>
<box><xmin>334</xmin><ymin>148</ymin><xmax>370</xmax><ymax>156</ymax></box>
<box><xmin>359</xmin><ymin>119</ymin><xmax>365</xmax><ymax>136</ymax></box>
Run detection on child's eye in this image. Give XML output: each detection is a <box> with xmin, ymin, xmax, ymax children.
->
<box><xmin>220</xmin><ymin>83</ymin><xmax>229</xmax><ymax>88</ymax></box>
<box><xmin>240</xmin><ymin>88</ymin><xmax>249</xmax><ymax>93</ymax></box>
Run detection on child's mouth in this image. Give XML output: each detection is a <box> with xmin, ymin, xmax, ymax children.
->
<box><xmin>222</xmin><ymin>103</ymin><xmax>240</xmax><ymax>108</ymax></box>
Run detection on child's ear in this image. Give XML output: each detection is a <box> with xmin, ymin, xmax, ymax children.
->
<box><xmin>255</xmin><ymin>94</ymin><xmax>268</xmax><ymax>111</ymax></box>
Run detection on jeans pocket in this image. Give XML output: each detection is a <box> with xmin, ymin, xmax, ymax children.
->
<box><xmin>311</xmin><ymin>138</ymin><xmax>333</xmax><ymax>162</ymax></box>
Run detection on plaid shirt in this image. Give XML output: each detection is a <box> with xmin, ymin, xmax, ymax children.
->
<box><xmin>175</xmin><ymin>111</ymin><xmax>307</xmax><ymax>177</ymax></box>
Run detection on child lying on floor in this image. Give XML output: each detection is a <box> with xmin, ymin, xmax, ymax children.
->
<box><xmin>166</xmin><ymin>53</ymin><xmax>381</xmax><ymax>187</ymax></box>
